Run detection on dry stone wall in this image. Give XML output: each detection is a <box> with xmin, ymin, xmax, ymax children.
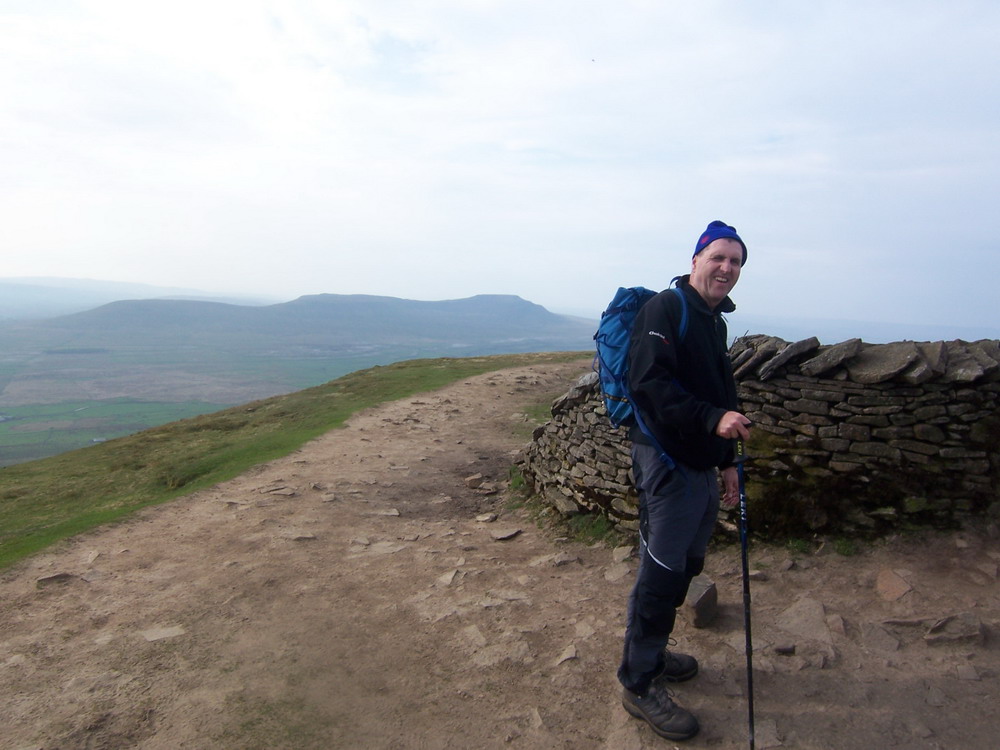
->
<box><xmin>518</xmin><ymin>336</ymin><xmax>1000</xmax><ymax>539</ymax></box>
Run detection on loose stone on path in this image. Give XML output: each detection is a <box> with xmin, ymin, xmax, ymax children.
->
<box><xmin>490</xmin><ymin>528</ymin><xmax>522</xmax><ymax>541</ymax></box>
<box><xmin>875</xmin><ymin>568</ymin><xmax>912</xmax><ymax>601</ymax></box>
<box><xmin>555</xmin><ymin>644</ymin><xmax>578</xmax><ymax>666</ymax></box>
<box><xmin>141</xmin><ymin>625</ymin><xmax>186</xmax><ymax>642</ymax></box>
<box><xmin>279</xmin><ymin>530</ymin><xmax>317</xmax><ymax>541</ymax></box>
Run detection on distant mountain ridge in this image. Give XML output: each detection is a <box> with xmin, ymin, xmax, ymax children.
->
<box><xmin>29</xmin><ymin>293</ymin><xmax>593</xmax><ymax>349</ymax></box>
<box><xmin>0</xmin><ymin>277</ymin><xmax>273</xmax><ymax>320</ymax></box>
<box><xmin>0</xmin><ymin>292</ymin><xmax>596</xmax><ymax>410</ymax></box>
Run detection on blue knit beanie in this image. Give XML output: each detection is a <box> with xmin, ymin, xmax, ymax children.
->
<box><xmin>693</xmin><ymin>220</ymin><xmax>747</xmax><ymax>265</ymax></box>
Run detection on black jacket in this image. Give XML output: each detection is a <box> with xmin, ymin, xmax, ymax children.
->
<box><xmin>627</xmin><ymin>276</ymin><xmax>738</xmax><ymax>470</ymax></box>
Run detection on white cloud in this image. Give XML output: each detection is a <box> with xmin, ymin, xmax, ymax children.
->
<box><xmin>1</xmin><ymin>1</ymin><xmax>998</xmax><ymax>336</ymax></box>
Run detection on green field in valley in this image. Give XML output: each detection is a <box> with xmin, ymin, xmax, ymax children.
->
<box><xmin>0</xmin><ymin>400</ymin><xmax>230</xmax><ymax>467</ymax></box>
<box><xmin>0</xmin><ymin>355</ymin><xmax>403</xmax><ymax>467</ymax></box>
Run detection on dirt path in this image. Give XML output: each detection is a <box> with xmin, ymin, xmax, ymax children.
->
<box><xmin>1</xmin><ymin>359</ymin><xmax>998</xmax><ymax>749</ymax></box>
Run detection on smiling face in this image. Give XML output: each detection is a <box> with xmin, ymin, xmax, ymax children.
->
<box><xmin>689</xmin><ymin>238</ymin><xmax>743</xmax><ymax>309</ymax></box>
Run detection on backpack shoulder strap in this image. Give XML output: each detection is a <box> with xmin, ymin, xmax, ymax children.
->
<box><xmin>669</xmin><ymin>286</ymin><xmax>689</xmax><ymax>341</ymax></box>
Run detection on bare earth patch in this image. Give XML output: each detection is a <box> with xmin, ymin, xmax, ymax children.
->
<box><xmin>1</xmin><ymin>359</ymin><xmax>998</xmax><ymax>749</ymax></box>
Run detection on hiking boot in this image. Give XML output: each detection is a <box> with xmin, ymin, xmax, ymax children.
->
<box><xmin>655</xmin><ymin>649</ymin><xmax>699</xmax><ymax>683</ymax></box>
<box><xmin>622</xmin><ymin>682</ymin><xmax>699</xmax><ymax>741</ymax></box>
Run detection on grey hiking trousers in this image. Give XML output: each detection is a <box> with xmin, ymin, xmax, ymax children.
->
<box><xmin>617</xmin><ymin>442</ymin><xmax>720</xmax><ymax>695</ymax></box>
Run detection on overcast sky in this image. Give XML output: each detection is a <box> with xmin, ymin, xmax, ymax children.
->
<box><xmin>2</xmin><ymin>1</ymin><xmax>998</xmax><ymax>337</ymax></box>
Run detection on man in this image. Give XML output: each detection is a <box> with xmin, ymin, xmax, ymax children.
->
<box><xmin>618</xmin><ymin>220</ymin><xmax>752</xmax><ymax>741</ymax></box>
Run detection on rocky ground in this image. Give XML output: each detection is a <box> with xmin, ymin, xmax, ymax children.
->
<box><xmin>1</xmin><ymin>357</ymin><xmax>998</xmax><ymax>749</ymax></box>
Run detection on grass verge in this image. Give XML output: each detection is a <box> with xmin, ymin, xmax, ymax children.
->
<box><xmin>0</xmin><ymin>352</ymin><xmax>587</xmax><ymax>571</ymax></box>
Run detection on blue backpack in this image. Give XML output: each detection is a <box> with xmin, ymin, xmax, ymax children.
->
<box><xmin>593</xmin><ymin>285</ymin><xmax>688</xmax><ymax>466</ymax></box>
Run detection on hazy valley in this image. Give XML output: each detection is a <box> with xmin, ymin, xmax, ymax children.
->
<box><xmin>0</xmin><ymin>284</ymin><xmax>594</xmax><ymax>465</ymax></box>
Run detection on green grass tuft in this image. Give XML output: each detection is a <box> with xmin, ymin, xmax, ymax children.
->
<box><xmin>786</xmin><ymin>538</ymin><xmax>811</xmax><ymax>555</ymax></box>
<box><xmin>566</xmin><ymin>512</ymin><xmax>624</xmax><ymax>546</ymax></box>
<box><xmin>833</xmin><ymin>537</ymin><xmax>860</xmax><ymax>556</ymax></box>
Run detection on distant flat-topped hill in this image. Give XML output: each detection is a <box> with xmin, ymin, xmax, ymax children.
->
<box><xmin>18</xmin><ymin>293</ymin><xmax>594</xmax><ymax>351</ymax></box>
<box><xmin>0</xmin><ymin>293</ymin><xmax>595</xmax><ymax>407</ymax></box>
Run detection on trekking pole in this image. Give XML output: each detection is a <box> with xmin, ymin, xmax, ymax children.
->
<box><xmin>735</xmin><ymin>438</ymin><xmax>755</xmax><ymax>750</ymax></box>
